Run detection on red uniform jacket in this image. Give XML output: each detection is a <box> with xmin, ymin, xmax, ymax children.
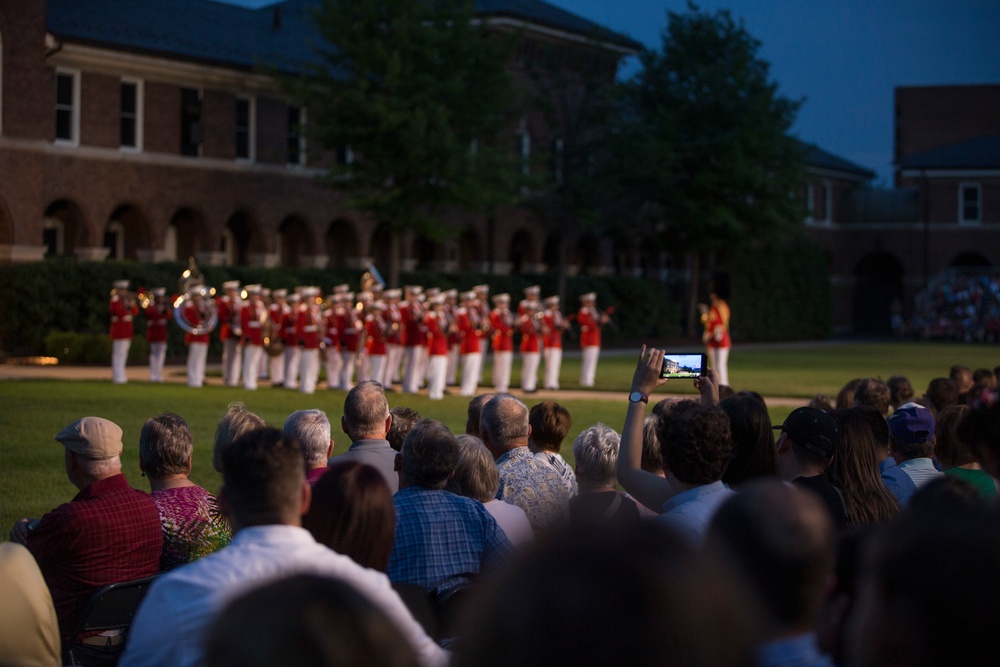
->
<box><xmin>456</xmin><ymin>308</ymin><xmax>482</xmax><ymax>355</ymax></box>
<box><xmin>543</xmin><ymin>309</ymin><xmax>564</xmax><ymax>349</ymax></box>
<box><xmin>578</xmin><ymin>306</ymin><xmax>602</xmax><ymax>348</ymax></box>
<box><xmin>240</xmin><ymin>300</ymin><xmax>266</xmax><ymax>346</ymax></box>
<box><xmin>297</xmin><ymin>305</ymin><xmax>322</xmax><ymax>349</ymax></box>
<box><xmin>144</xmin><ymin>302</ymin><xmax>171</xmax><ymax>343</ymax></box>
<box><xmin>366</xmin><ymin>314</ymin><xmax>388</xmax><ymax>356</ymax></box>
<box><xmin>425</xmin><ymin>311</ymin><xmax>449</xmax><ymax>356</ymax></box>
<box><xmin>401</xmin><ymin>302</ymin><xmax>426</xmax><ymax>348</ymax></box>
<box><xmin>519</xmin><ymin>315</ymin><xmax>541</xmax><ymax>353</ymax></box>
<box><xmin>182</xmin><ymin>301</ymin><xmax>210</xmax><ymax>344</ymax></box>
<box><xmin>216</xmin><ymin>295</ymin><xmax>242</xmax><ymax>342</ymax></box>
<box><xmin>109</xmin><ymin>295</ymin><xmax>138</xmax><ymax>341</ymax></box>
<box><xmin>337</xmin><ymin>309</ymin><xmax>360</xmax><ymax>353</ymax></box>
<box><xmin>282</xmin><ymin>307</ymin><xmax>301</xmax><ymax>347</ymax></box>
<box><xmin>490</xmin><ymin>308</ymin><xmax>514</xmax><ymax>352</ymax></box>
<box><xmin>323</xmin><ymin>309</ymin><xmax>340</xmax><ymax>351</ymax></box>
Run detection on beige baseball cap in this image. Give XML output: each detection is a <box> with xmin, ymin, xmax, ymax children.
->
<box><xmin>55</xmin><ymin>417</ymin><xmax>123</xmax><ymax>460</ymax></box>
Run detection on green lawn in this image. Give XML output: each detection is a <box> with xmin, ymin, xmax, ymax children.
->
<box><xmin>1</xmin><ymin>341</ymin><xmax>995</xmax><ymax>531</ymax></box>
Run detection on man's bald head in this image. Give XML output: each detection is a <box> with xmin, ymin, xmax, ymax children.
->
<box><xmin>480</xmin><ymin>394</ymin><xmax>530</xmax><ymax>458</ymax></box>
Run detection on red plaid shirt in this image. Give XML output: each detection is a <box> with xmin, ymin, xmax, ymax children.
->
<box><xmin>27</xmin><ymin>474</ymin><xmax>163</xmax><ymax>642</ymax></box>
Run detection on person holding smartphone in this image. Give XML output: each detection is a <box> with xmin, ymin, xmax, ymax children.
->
<box><xmin>700</xmin><ymin>271</ymin><xmax>731</xmax><ymax>387</ymax></box>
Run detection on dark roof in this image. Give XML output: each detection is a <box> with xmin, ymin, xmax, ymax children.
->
<box><xmin>46</xmin><ymin>0</ymin><xmax>640</xmax><ymax>73</ymax></box>
<box><xmin>897</xmin><ymin>135</ymin><xmax>1000</xmax><ymax>170</ymax></box>
<box><xmin>801</xmin><ymin>143</ymin><xmax>876</xmax><ymax>180</ymax></box>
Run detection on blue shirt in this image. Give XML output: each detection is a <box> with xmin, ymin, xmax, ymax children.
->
<box><xmin>879</xmin><ymin>457</ymin><xmax>918</xmax><ymax>507</ymax></box>
<box><xmin>388</xmin><ymin>487</ymin><xmax>512</xmax><ymax>597</ymax></box>
<box><xmin>496</xmin><ymin>447</ymin><xmax>571</xmax><ymax>532</ymax></box>
<box><xmin>656</xmin><ymin>480</ymin><xmax>736</xmax><ymax>544</ymax></box>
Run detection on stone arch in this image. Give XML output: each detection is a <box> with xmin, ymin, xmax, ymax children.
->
<box><xmin>43</xmin><ymin>199</ymin><xmax>86</xmax><ymax>257</ymax></box>
<box><xmin>573</xmin><ymin>234</ymin><xmax>600</xmax><ymax>276</ymax></box>
<box><xmin>105</xmin><ymin>204</ymin><xmax>150</xmax><ymax>261</ymax></box>
<box><xmin>278</xmin><ymin>215</ymin><xmax>313</xmax><ymax>268</ymax></box>
<box><xmin>223</xmin><ymin>210</ymin><xmax>262</xmax><ymax>266</ymax></box>
<box><xmin>949</xmin><ymin>251</ymin><xmax>991</xmax><ymax>268</ymax></box>
<box><xmin>508</xmin><ymin>228</ymin><xmax>533</xmax><ymax>275</ymax></box>
<box><xmin>326</xmin><ymin>218</ymin><xmax>360</xmax><ymax>269</ymax></box>
<box><xmin>853</xmin><ymin>251</ymin><xmax>904</xmax><ymax>336</ymax></box>
<box><xmin>168</xmin><ymin>207</ymin><xmax>206</xmax><ymax>262</ymax></box>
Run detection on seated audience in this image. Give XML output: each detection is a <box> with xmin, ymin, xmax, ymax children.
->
<box><xmin>957</xmin><ymin>387</ymin><xmax>1000</xmax><ymax>477</ymax></box>
<box><xmin>283</xmin><ymin>409</ymin><xmax>334</xmax><ymax>486</ymax></box>
<box><xmin>972</xmin><ymin>367</ymin><xmax>996</xmax><ymax>392</ymax></box>
<box><xmin>447</xmin><ymin>435</ymin><xmax>533</xmax><ymax>546</ymax></box>
<box><xmin>10</xmin><ymin>417</ymin><xmax>162</xmax><ymax>646</ymax></box>
<box><xmin>464</xmin><ymin>393</ymin><xmax>494</xmax><ymax>436</ymax></box>
<box><xmin>388</xmin><ymin>406</ymin><xmax>422</xmax><ymax>452</ymax></box>
<box><xmin>719</xmin><ymin>391</ymin><xmax>780</xmax><ymax>488</ymax></box>
<box><xmin>336</xmin><ymin>380</ymin><xmax>399</xmax><ymax>493</ymax></box>
<box><xmin>206</xmin><ymin>574</ymin><xmax>418</xmax><ymax>667</ymax></box>
<box><xmin>828</xmin><ymin>409</ymin><xmax>899</xmax><ymax>526</ymax></box>
<box><xmin>854</xmin><ymin>405</ymin><xmax>917</xmax><ymax>503</ymax></box>
<box><xmin>886</xmin><ymin>375</ymin><xmax>914</xmax><ymax>409</ymax></box>
<box><xmin>950</xmin><ymin>364</ymin><xmax>974</xmax><ymax>404</ymax></box>
<box><xmin>640</xmin><ymin>414</ymin><xmax>663</xmax><ymax>477</ymax></box>
<box><xmin>527</xmin><ymin>401</ymin><xmax>577</xmax><ymax>496</ymax></box>
<box><xmin>923</xmin><ymin>377</ymin><xmax>957</xmax><ymax>415</ymax></box>
<box><xmin>212</xmin><ymin>402</ymin><xmax>265</xmax><ymax>473</ymax></box>
<box><xmin>569</xmin><ymin>424</ymin><xmax>641</xmax><ymax>527</ymax></box>
<box><xmin>617</xmin><ymin>348</ymin><xmax>735</xmax><ymax>543</ymax></box>
<box><xmin>835</xmin><ymin>378</ymin><xmax>863</xmax><ymax>410</ymax></box>
<box><xmin>887</xmin><ymin>402</ymin><xmax>943</xmax><ymax>497</ymax></box>
<box><xmin>303</xmin><ymin>461</ymin><xmax>395</xmax><ymax>571</ymax></box>
<box><xmin>481</xmin><ymin>394</ymin><xmax>571</xmax><ymax>533</ymax></box>
<box><xmin>139</xmin><ymin>413</ymin><xmax>232</xmax><ymax>570</ymax></box>
<box><xmin>706</xmin><ymin>480</ymin><xmax>836</xmax><ymax>667</ymax></box>
<box><xmin>0</xmin><ymin>542</ymin><xmax>61</xmax><ymax>667</ymax></box>
<box><xmin>119</xmin><ymin>427</ymin><xmax>447</xmax><ymax>667</ymax></box>
<box><xmin>853</xmin><ymin>378</ymin><xmax>891</xmax><ymax>417</ymax></box>
<box><xmin>934</xmin><ymin>404</ymin><xmax>997</xmax><ymax>499</ymax></box>
<box><xmin>774</xmin><ymin>407</ymin><xmax>848</xmax><ymax>530</ymax></box>
<box><xmin>388</xmin><ymin>420</ymin><xmax>511</xmax><ymax>601</ymax></box>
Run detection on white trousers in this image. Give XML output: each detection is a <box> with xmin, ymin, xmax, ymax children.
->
<box><xmin>521</xmin><ymin>352</ymin><xmax>541</xmax><ymax>392</ymax></box>
<box><xmin>148</xmin><ymin>341</ymin><xmax>166</xmax><ymax>382</ymax></box>
<box><xmin>325</xmin><ymin>348</ymin><xmax>343</xmax><ymax>390</ymax></box>
<box><xmin>340</xmin><ymin>350</ymin><xmax>357</xmax><ymax>391</ymax></box>
<box><xmin>243</xmin><ymin>344</ymin><xmax>263</xmax><ymax>390</ymax></box>
<box><xmin>300</xmin><ymin>348</ymin><xmax>320</xmax><ymax>394</ymax></box>
<box><xmin>493</xmin><ymin>350</ymin><xmax>513</xmax><ymax>393</ymax></box>
<box><xmin>223</xmin><ymin>339</ymin><xmax>242</xmax><ymax>386</ymax></box>
<box><xmin>460</xmin><ymin>352</ymin><xmax>482</xmax><ymax>397</ymax></box>
<box><xmin>446</xmin><ymin>345</ymin><xmax>460</xmax><ymax>385</ymax></box>
<box><xmin>369</xmin><ymin>355</ymin><xmax>388</xmax><ymax>388</ymax></box>
<box><xmin>386</xmin><ymin>344</ymin><xmax>403</xmax><ymax>383</ymax></box>
<box><xmin>187</xmin><ymin>342</ymin><xmax>208</xmax><ymax>388</ymax></box>
<box><xmin>269</xmin><ymin>350</ymin><xmax>285</xmax><ymax>385</ymax></box>
<box><xmin>111</xmin><ymin>338</ymin><xmax>130</xmax><ymax>384</ymax></box>
<box><xmin>708</xmin><ymin>346</ymin><xmax>730</xmax><ymax>387</ymax></box>
<box><xmin>543</xmin><ymin>347</ymin><xmax>562</xmax><ymax>390</ymax></box>
<box><xmin>403</xmin><ymin>346</ymin><xmax>426</xmax><ymax>394</ymax></box>
<box><xmin>580</xmin><ymin>346</ymin><xmax>600</xmax><ymax>387</ymax></box>
<box><xmin>427</xmin><ymin>354</ymin><xmax>447</xmax><ymax>399</ymax></box>
<box><xmin>284</xmin><ymin>346</ymin><xmax>302</xmax><ymax>389</ymax></box>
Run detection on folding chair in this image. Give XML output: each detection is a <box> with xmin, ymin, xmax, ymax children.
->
<box><xmin>64</xmin><ymin>574</ymin><xmax>159</xmax><ymax>667</ymax></box>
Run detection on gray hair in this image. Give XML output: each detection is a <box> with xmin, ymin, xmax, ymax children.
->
<box><xmin>481</xmin><ymin>394</ymin><xmax>529</xmax><ymax>447</ymax></box>
<box><xmin>139</xmin><ymin>412</ymin><xmax>194</xmax><ymax>478</ymax></box>
<box><xmin>284</xmin><ymin>410</ymin><xmax>331</xmax><ymax>468</ymax></box>
<box><xmin>572</xmin><ymin>423</ymin><xmax>621</xmax><ymax>489</ymax></box>
<box><xmin>447</xmin><ymin>434</ymin><xmax>499</xmax><ymax>502</ymax></box>
<box><xmin>213</xmin><ymin>402</ymin><xmax>266</xmax><ymax>473</ymax></box>
<box><xmin>343</xmin><ymin>381</ymin><xmax>390</xmax><ymax>438</ymax></box>
<box><xmin>642</xmin><ymin>414</ymin><xmax>663</xmax><ymax>474</ymax></box>
<box><xmin>78</xmin><ymin>454</ymin><xmax>122</xmax><ymax>478</ymax></box>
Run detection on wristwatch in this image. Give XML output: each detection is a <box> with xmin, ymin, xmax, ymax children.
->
<box><xmin>628</xmin><ymin>390</ymin><xmax>648</xmax><ymax>404</ymax></box>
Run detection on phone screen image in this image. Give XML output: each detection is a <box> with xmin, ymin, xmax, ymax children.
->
<box><xmin>661</xmin><ymin>353</ymin><xmax>706</xmax><ymax>379</ymax></box>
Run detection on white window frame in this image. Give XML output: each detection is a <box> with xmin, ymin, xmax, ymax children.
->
<box><xmin>55</xmin><ymin>68</ymin><xmax>81</xmax><ymax>146</ymax></box>
<box><xmin>105</xmin><ymin>220</ymin><xmax>125</xmax><ymax>260</ymax></box>
<box><xmin>805</xmin><ymin>183</ymin><xmax>815</xmax><ymax>223</ymax></box>
<box><xmin>43</xmin><ymin>217</ymin><xmax>65</xmax><ymax>256</ymax></box>
<box><xmin>959</xmin><ymin>182</ymin><xmax>982</xmax><ymax>225</ymax></box>
<box><xmin>119</xmin><ymin>77</ymin><xmax>144</xmax><ymax>151</ymax></box>
<box><xmin>235</xmin><ymin>94</ymin><xmax>256</xmax><ymax>162</ymax></box>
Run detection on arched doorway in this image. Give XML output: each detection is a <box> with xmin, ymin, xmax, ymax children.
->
<box><xmin>43</xmin><ymin>199</ymin><xmax>85</xmax><ymax>257</ymax></box>
<box><xmin>105</xmin><ymin>204</ymin><xmax>150</xmax><ymax>260</ymax></box>
<box><xmin>223</xmin><ymin>210</ymin><xmax>260</xmax><ymax>266</ymax></box>
<box><xmin>278</xmin><ymin>215</ymin><xmax>312</xmax><ymax>267</ymax></box>
<box><xmin>853</xmin><ymin>252</ymin><xmax>904</xmax><ymax>336</ymax></box>
<box><xmin>326</xmin><ymin>218</ymin><xmax>359</xmax><ymax>269</ymax></box>
<box><xmin>167</xmin><ymin>208</ymin><xmax>205</xmax><ymax>262</ymax></box>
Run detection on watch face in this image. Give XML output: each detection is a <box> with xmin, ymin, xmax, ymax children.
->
<box><xmin>629</xmin><ymin>391</ymin><xmax>646</xmax><ymax>403</ymax></box>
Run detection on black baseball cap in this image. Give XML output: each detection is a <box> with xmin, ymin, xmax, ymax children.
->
<box><xmin>774</xmin><ymin>407</ymin><xmax>839</xmax><ymax>459</ymax></box>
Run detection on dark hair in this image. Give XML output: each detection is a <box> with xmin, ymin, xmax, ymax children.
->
<box><xmin>303</xmin><ymin>461</ymin><xmax>395</xmax><ymax>572</ymax></box>
<box><xmin>934</xmin><ymin>404</ymin><xmax>971</xmax><ymax>468</ymax></box>
<box><xmin>828</xmin><ymin>409</ymin><xmax>898</xmax><ymax>525</ymax></box>
<box><xmin>139</xmin><ymin>412</ymin><xmax>193</xmax><ymax>478</ymax></box>
<box><xmin>401</xmin><ymin>419</ymin><xmax>459</xmax><ymax>489</ymax></box>
<box><xmin>528</xmin><ymin>402</ymin><xmax>572</xmax><ymax>453</ymax></box>
<box><xmin>925</xmin><ymin>377</ymin><xmax>958</xmax><ymax>414</ymax></box>
<box><xmin>465</xmin><ymin>393</ymin><xmax>495</xmax><ymax>436</ymax></box>
<box><xmin>887</xmin><ymin>375</ymin><xmax>915</xmax><ymax>408</ymax></box>
<box><xmin>387</xmin><ymin>407</ymin><xmax>421</xmax><ymax>452</ymax></box>
<box><xmin>656</xmin><ymin>400</ymin><xmax>732</xmax><ymax>485</ymax></box>
<box><xmin>972</xmin><ymin>368</ymin><xmax>996</xmax><ymax>389</ymax></box>
<box><xmin>835</xmin><ymin>379</ymin><xmax>862</xmax><ymax>410</ymax></box>
<box><xmin>719</xmin><ymin>392</ymin><xmax>779</xmax><ymax>487</ymax></box>
<box><xmin>958</xmin><ymin>388</ymin><xmax>1000</xmax><ymax>477</ymax></box>
<box><xmin>853</xmin><ymin>378</ymin><xmax>891</xmax><ymax>417</ymax></box>
<box><xmin>949</xmin><ymin>364</ymin><xmax>973</xmax><ymax>394</ymax></box>
<box><xmin>206</xmin><ymin>574</ymin><xmax>418</xmax><ymax>667</ymax></box>
<box><xmin>221</xmin><ymin>427</ymin><xmax>304</xmax><ymax>527</ymax></box>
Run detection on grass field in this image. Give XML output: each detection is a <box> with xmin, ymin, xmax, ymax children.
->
<box><xmin>1</xmin><ymin>341</ymin><xmax>996</xmax><ymax>531</ymax></box>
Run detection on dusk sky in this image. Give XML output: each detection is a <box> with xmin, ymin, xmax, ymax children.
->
<box><xmin>227</xmin><ymin>0</ymin><xmax>1000</xmax><ymax>185</ymax></box>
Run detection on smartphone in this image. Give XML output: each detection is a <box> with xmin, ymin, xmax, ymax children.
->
<box><xmin>660</xmin><ymin>353</ymin><xmax>707</xmax><ymax>379</ymax></box>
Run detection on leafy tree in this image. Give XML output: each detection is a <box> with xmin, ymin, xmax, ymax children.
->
<box><xmin>612</xmin><ymin>3</ymin><xmax>805</xmax><ymax>334</ymax></box>
<box><xmin>287</xmin><ymin>0</ymin><xmax>520</xmax><ymax>286</ymax></box>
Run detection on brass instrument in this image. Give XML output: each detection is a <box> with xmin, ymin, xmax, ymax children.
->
<box><xmin>173</xmin><ymin>258</ymin><xmax>218</xmax><ymax>335</ymax></box>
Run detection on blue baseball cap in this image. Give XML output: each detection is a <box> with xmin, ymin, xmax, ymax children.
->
<box><xmin>888</xmin><ymin>402</ymin><xmax>936</xmax><ymax>444</ymax></box>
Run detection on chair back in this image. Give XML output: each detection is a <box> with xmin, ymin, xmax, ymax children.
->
<box><xmin>65</xmin><ymin>574</ymin><xmax>159</xmax><ymax>667</ymax></box>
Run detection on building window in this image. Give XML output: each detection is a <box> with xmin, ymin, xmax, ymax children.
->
<box><xmin>287</xmin><ymin>106</ymin><xmax>306</xmax><ymax>166</ymax></box>
<box><xmin>120</xmin><ymin>79</ymin><xmax>143</xmax><ymax>150</ymax></box>
<box><xmin>235</xmin><ymin>96</ymin><xmax>255</xmax><ymax>161</ymax></box>
<box><xmin>43</xmin><ymin>218</ymin><xmax>65</xmax><ymax>257</ymax></box>
<box><xmin>180</xmin><ymin>87</ymin><xmax>202</xmax><ymax>156</ymax></box>
<box><xmin>960</xmin><ymin>183</ymin><xmax>981</xmax><ymax>224</ymax></box>
<box><xmin>517</xmin><ymin>120</ymin><xmax>531</xmax><ymax>176</ymax></box>
<box><xmin>55</xmin><ymin>69</ymin><xmax>80</xmax><ymax>144</ymax></box>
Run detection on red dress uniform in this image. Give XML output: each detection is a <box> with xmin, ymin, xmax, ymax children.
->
<box><xmin>456</xmin><ymin>307</ymin><xmax>482</xmax><ymax>355</ymax></box>
<box><xmin>338</xmin><ymin>309</ymin><xmax>360</xmax><ymax>353</ymax></box>
<box><xmin>282</xmin><ymin>307</ymin><xmax>301</xmax><ymax>348</ymax></box>
<box><xmin>577</xmin><ymin>306</ymin><xmax>602</xmax><ymax>348</ymax></box>
<box><xmin>298</xmin><ymin>304</ymin><xmax>322</xmax><ymax>350</ymax></box>
<box><xmin>183</xmin><ymin>302</ymin><xmax>210</xmax><ymax>344</ymax></box>
<box><xmin>543</xmin><ymin>309</ymin><xmax>565</xmax><ymax>349</ymax></box>
<box><xmin>490</xmin><ymin>308</ymin><xmax>514</xmax><ymax>352</ymax></box>
<box><xmin>519</xmin><ymin>315</ymin><xmax>541</xmax><ymax>353</ymax></box>
<box><xmin>240</xmin><ymin>300</ymin><xmax>266</xmax><ymax>346</ymax></box>
<box><xmin>109</xmin><ymin>295</ymin><xmax>138</xmax><ymax>340</ymax></box>
<box><xmin>366</xmin><ymin>313</ymin><xmax>388</xmax><ymax>356</ymax></box>
<box><xmin>425</xmin><ymin>311</ymin><xmax>450</xmax><ymax>356</ymax></box>
<box><xmin>401</xmin><ymin>301</ymin><xmax>425</xmax><ymax>348</ymax></box>
<box><xmin>144</xmin><ymin>302</ymin><xmax>170</xmax><ymax>343</ymax></box>
<box><xmin>216</xmin><ymin>295</ymin><xmax>239</xmax><ymax>342</ymax></box>
<box><xmin>323</xmin><ymin>308</ymin><xmax>341</xmax><ymax>352</ymax></box>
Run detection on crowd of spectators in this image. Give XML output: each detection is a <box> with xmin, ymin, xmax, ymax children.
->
<box><xmin>5</xmin><ymin>351</ymin><xmax>1000</xmax><ymax>667</ymax></box>
<box><xmin>902</xmin><ymin>270</ymin><xmax>1000</xmax><ymax>342</ymax></box>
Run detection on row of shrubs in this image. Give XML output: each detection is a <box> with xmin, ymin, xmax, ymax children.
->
<box><xmin>0</xmin><ymin>238</ymin><xmax>831</xmax><ymax>361</ymax></box>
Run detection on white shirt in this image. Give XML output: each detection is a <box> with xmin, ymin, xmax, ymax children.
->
<box><xmin>119</xmin><ymin>525</ymin><xmax>447</xmax><ymax>667</ymax></box>
<box><xmin>484</xmin><ymin>499</ymin><xmax>534</xmax><ymax>546</ymax></box>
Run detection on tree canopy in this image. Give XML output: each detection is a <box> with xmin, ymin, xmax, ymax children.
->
<box><xmin>287</xmin><ymin>0</ymin><xmax>520</xmax><ymax>285</ymax></box>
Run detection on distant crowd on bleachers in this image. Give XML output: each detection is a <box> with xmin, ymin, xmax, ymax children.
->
<box><xmin>901</xmin><ymin>269</ymin><xmax>1000</xmax><ymax>342</ymax></box>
